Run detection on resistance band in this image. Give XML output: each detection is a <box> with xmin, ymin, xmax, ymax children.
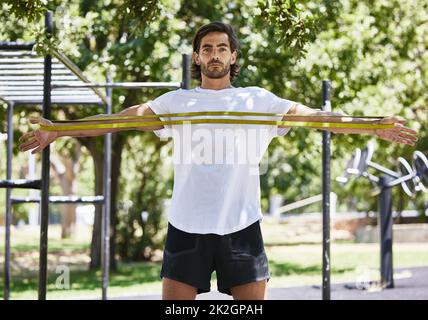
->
<box><xmin>38</xmin><ymin>111</ymin><xmax>395</xmax><ymax>131</ymax></box>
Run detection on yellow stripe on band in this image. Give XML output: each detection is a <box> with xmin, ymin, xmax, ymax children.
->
<box><xmin>50</xmin><ymin>111</ymin><xmax>385</xmax><ymax>122</ymax></box>
<box><xmin>40</xmin><ymin>118</ymin><xmax>394</xmax><ymax>131</ymax></box>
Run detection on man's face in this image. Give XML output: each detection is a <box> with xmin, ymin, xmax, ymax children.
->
<box><xmin>194</xmin><ymin>32</ymin><xmax>237</xmax><ymax>80</ymax></box>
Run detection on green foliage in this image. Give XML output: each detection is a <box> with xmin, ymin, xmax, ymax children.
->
<box><xmin>2</xmin><ymin>0</ymin><xmax>48</xmax><ymax>22</ymax></box>
<box><xmin>256</xmin><ymin>0</ymin><xmax>318</xmax><ymax>58</ymax></box>
<box><xmin>32</xmin><ymin>24</ymin><xmax>60</xmax><ymax>56</ymax></box>
<box><xmin>116</xmin><ymin>134</ymin><xmax>171</xmax><ymax>261</ymax></box>
<box><xmin>118</xmin><ymin>0</ymin><xmax>162</xmax><ymax>37</ymax></box>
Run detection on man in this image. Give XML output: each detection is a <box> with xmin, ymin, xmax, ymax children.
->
<box><xmin>19</xmin><ymin>22</ymin><xmax>417</xmax><ymax>300</ymax></box>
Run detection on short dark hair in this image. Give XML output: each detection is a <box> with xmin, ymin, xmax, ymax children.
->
<box><xmin>191</xmin><ymin>22</ymin><xmax>241</xmax><ymax>83</ymax></box>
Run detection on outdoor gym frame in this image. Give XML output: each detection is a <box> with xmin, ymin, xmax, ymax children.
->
<box><xmin>1</xmin><ymin>11</ymin><xmax>190</xmax><ymax>300</ymax></box>
<box><xmin>337</xmin><ymin>142</ymin><xmax>428</xmax><ymax>289</ymax></box>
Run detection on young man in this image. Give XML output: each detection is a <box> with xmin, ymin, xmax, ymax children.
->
<box><xmin>19</xmin><ymin>22</ymin><xmax>417</xmax><ymax>300</ymax></box>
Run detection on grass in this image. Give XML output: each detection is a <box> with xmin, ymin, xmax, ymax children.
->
<box><xmin>0</xmin><ymin>242</ymin><xmax>89</xmax><ymax>253</ymax></box>
<box><xmin>1</xmin><ymin>222</ymin><xmax>428</xmax><ymax>299</ymax></box>
<box><xmin>2</xmin><ymin>262</ymin><xmax>163</xmax><ymax>300</ymax></box>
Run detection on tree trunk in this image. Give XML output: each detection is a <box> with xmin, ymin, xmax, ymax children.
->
<box><xmin>50</xmin><ymin>146</ymin><xmax>80</xmax><ymax>239</ymax></box>
<box><xmin>87</xmin><ymin>143</ymin><xmax>104</xmax><ymax>270</ymax></box>
<box><xmin>79</xmin><ymin>133</ymin><xmax>125</xmax><ymax>271</ymax></box>
<box><xmin>109</xmin><ymin>133</ymin><xmax>125</xmax><ymax>270</ymax></box>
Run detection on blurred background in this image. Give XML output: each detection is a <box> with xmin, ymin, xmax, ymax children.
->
<box><xmin>0</xmin><ymin>0</ymin><xmax>427</xmax><ymax>299</ymax></box>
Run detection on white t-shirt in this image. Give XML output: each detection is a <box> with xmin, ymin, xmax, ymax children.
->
<box><xmin>147</xmin><ymin>86</ymin><xmax>295</xmax><ymax>235</ymax></box>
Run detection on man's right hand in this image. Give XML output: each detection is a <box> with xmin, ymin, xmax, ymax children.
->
<box><xmin>19</xmin><ymin>117</ymin><xmax>58</xmax><ymax>154</ymax></box>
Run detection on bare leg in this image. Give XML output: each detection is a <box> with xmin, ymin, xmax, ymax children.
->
<box><xmin>162</xmin><ymin>277</ymin><xmax>198</xmax><ymax>300</ymax></box>
<box><xmin>230</xmin><ymin>279</ymin><xmax>267</xmax><ymax>300</ymax></box>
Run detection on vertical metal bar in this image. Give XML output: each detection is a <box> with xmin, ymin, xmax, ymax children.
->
<box><xmin>101</xmin><ymin>74</ymin><xmax>112</xmax><ymax>300</ymax></box>
<box><xmin>322</xmin><ymin>80</ymin><xmax>331</xmax><ymax>300</ymax></box>
<box><xmin>181</xmin><ymin>54</ymin><xmax>191</xmax><ymax>89</ymax></box>
<box><xmin>4</xmin><ymin>102</ymin><xmax>14</xmax><ymax>300</ymax></box>
<box><xmin>38</xmin><ymin>10</ymin><xmax>53</xmax><ymax>300</ymax></box>
<box><xmin>379</xmin><ymin>176</ymin><xmax>394</xmax><ymax>289</ymax></box>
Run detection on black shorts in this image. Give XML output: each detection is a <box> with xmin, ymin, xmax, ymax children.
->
<box><xmin>160</xmin><ymin>220</ymin><xmax>270</xmax><ymax>295</ymax></box>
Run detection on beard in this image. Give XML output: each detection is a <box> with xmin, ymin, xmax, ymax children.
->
<box><xmin>200</xmin><ymin>60</ymin><xmax>231</xmax><ymax>79</ymax></box>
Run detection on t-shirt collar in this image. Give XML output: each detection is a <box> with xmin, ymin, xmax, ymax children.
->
<box><xmin>195</xmin><ymin>86</ymin><xmax>235</xmax><ymax>93</ymax></box>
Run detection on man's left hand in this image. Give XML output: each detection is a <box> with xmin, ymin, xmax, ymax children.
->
<box><xmin>376</xmin><ymin>116</ymin><xmax>418</xmax><ymax>146</ymax></box>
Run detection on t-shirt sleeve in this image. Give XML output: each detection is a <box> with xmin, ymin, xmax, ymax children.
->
<box><xmin>145</xmin><ymin>91</ymin><xmax>174</xmax><ymax>139</ymax></box>
<box><xmin>267</xmin><ymin>91</ymin><xmax>297</xmax><ymax>138</ymax></box>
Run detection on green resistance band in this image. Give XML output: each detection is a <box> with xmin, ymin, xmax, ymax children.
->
<box><xmin>39</xmin><ymin>111</ymin><xmax>394</xmax><ymax>131</ymax></box>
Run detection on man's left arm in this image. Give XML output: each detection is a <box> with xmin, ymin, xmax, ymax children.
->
<box><xmin>283</xmin><ymin>103</ymin><xmax>418</xmax><ymax>146</ymax></box>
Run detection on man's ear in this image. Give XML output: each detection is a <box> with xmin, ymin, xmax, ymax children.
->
<box><xmin>193</xmin><ymin>52</ymin><xmax>200</xmax><ymax>65</ymax></box>
<box><xmin>231</xmin><ymin>50</ymin><xmax>237</xmax><ymax>65</ymax></box>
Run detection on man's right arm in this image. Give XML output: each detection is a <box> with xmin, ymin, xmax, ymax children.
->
<box><xmin>57</xmin><ymin>103</ymin><xmax>163</xmax><ymax>137</ymax></box>
<box><xmin>19</xmin><ymin>103</ymin><xmax>163</xmax><ymax>153</ymax></box>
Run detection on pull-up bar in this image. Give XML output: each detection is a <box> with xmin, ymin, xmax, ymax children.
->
<box><xmin>51</xmin><ymin>82</ymin><xmax>182</xmax><ymax>89</ymax></box>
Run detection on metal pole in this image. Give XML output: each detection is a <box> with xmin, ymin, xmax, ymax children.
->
<box><xmin>379</xmin><ymin>176</ymin><xmax>394</xmax><ymax>288</ymax></box>
<box><xmin>321</xmin><ymin>80</ymin><xmax>331</xmax><ymax>300</ymax></box>
<box><xmin>182</xmin><ymin>54</ymin><xmax>191</xmax><ymax>89</ymax></box>
<box><xmin>101</xmin><ymin>74</ymin><xmax>112</xmax><ymax>300</ymax></box>
<box><xmin>38</xmin><ymin>10</ymin><xmax>53</xmax><ymax>300</ymax></box>
<box><xmin>4</xmin><ymin>102</ymin><xmax>14</xmax><ymax>300</ymax></box>
<box><xmin>51</xmin><ymin>82</ymin><xmax>182</xmax><ymax>89</ymax></box>
<box><xmin>0</xmin><ymin>42</ymin><xmax>35</xmax><ymax>50</ymax></box>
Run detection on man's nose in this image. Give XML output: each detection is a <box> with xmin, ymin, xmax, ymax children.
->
<box><xmin>211</xmin><ymin>49</ymin><xmax>220</xmax><ymax>60</ymax></box>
